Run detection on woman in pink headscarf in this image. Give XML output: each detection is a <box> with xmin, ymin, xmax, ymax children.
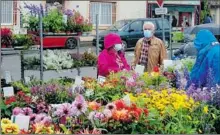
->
<box><xmin>97</xmin><ymin>33</ymin><xmax>130</xmax><ymax>77</ymax></box>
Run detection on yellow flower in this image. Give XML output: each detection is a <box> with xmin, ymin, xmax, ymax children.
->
<box><xmin>1</xmin><ymin>118</ymin><xmax>12</xmax><ymax>125</ymax></box>
<box><xmin>2</xmin><ymin>123</ymin><xmax>19</xmax><ymax>134</ymax></box>
<box><xmin>203</xmin><ymin>106</ymin><xmax>209</xmax><ymax>114</ymax></box>
<box><xmin>151</xmin><ymin>72</ymin><xmax>159</xmax><ymax>77</ymax></box>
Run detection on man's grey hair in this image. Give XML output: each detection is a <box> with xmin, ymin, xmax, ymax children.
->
<box><xmin>143</xmin><ymin>21</ymin><xmax>156</xmax><ymax>31</ymax></box>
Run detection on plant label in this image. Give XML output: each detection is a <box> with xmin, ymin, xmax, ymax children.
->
<box><xmin>122</xmin><ymin>94</ymin><xmax>131</xmax><ymax>106</ymax></box>
<box><xmin>135</xmin><ymin>65</ymin><xmax>145</xmax><ymax>75</ymax></box>
<box><xmin>11</xmin><ymin>115</ymin><xmax>30</xmax><ymax>131</ymax></box>
<box><xmin>20</xmin><ymin>28</ymin><xmax>27</xmax><ymax>34</ymax></box>
<box><xmin>97</xmin><ymin>76</ymin><xmax>106</xmax><ymax>84</ymax></box>
<box><xmin>75</xmin><ymin>76</ymin><xmax>83</xmax><ymax>85</ymax></box>
<box><xmin>24</xmin><ymin>77</ymin><xmax>31</xmax><ymax>84</ymax></box>
<box><xmin>3</xmin><ymin>87</ymin><xmax>14</xmax><ymax>97</ymax></box>
<box><xmin>63</xmin><ymin>15</ymin><xmax>68</xmax><ymax>24</ymax></box>
<box><xmin>163</xmin><ymin>60</ymin><xmax>173</xmax><ymax>69</ymax></box>
<box><xmin>5</xmin><ymin>71</ymin><xmax>12</xmax><ymax>84</ymax></box>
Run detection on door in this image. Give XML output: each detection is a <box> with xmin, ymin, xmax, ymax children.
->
<box><xmin>179</xmin><ymin>12</ymin><xmax>190</xmax><ymax>27</ymax></box>
<box><xmin>127</xmin><ymin>20</ymin><xmax>143</xmax><ymax>47</ymax></box>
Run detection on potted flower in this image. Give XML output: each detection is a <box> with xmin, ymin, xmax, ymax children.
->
<box><xmin>12</xmin><ymin>34</ymin><xmax>34</xmax><ymax>50</ymax></box>
<box><xmin>1</xmin><ymin>28</ymin><xmax>13</xmax><ymax>48</ymax></box>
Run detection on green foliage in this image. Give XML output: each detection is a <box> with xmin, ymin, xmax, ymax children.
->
<box><xmin>201</xmin><ymin>0</ymin><xmax>211</xmax><ymax>23</ymax></box>
<box><xmin>43</xmin><ymin>9</ymin><xmax>66</xmax><ymax>33</ymax></box>
<box><xmin>12</xmin><ymin>34</ymin><xmax>34</xmax><ymax>49</ymax></box>
<box><xmin>172</xmin><ymin>31</ymin><xmax>184</xmax><ymax>43</ymax></box>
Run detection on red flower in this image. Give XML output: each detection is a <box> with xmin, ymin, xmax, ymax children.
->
<box><xmin>114</xmin><ymin>100</ymin><xmax>126</xmax><ymax>110</ymax></box>
<box><xmin>126</xmin><ymin>104</ymin><xmax>142</xmax><ymax>120</ymax></box>
<box><xmin>5</xmin><ymin>96</ymin><xmax>16</xmax><ymax>105</ymax></box>
<box><xmin>143</xmin><ymin>108</ymin><xmax>149</xmax><ymax>116</ymax></box>
<box><xmin>17</xmin><ymin>91</ymin><xmax>25</xmax><ymax>97</ymax></box>
<box><xmin>153</xmin><ymin>66</ymin><xmax>160</xmax><ymax>72</ymax></box>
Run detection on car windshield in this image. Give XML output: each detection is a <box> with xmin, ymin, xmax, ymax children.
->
<box><xmin>157</xmin><ymin>19</ymin><xmax>170</xmax><ymax>29</ymax></box>
<box><xmin>109</xmin><ymin>20</ymin><xmax>132</xmax><ymax>31</ymax></box>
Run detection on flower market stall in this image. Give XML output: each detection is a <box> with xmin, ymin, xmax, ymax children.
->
<box><xmin>1</xmin><ymin>59</ymin><xmax>220</xmax><ymax>134</ymax></box>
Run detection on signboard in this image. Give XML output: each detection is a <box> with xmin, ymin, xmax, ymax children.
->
<box><xmin>155</xmin><ymin>7</ymin><xmax>168</xmax><ymax>15</ymax></box>
<box><xmin>156</xmin><ymin>0</ymin><xmax>164</xmax><ymax>7</ymax></box>
<box><xmin>148</xmin><ymin>0</ymin><xmax>200</xmax><ymax>5</ymax></box>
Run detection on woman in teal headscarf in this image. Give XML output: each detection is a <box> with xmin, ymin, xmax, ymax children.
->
<box><xmin>188</xmin><ymin>29</ymin><xmax>220</xmax><ymax>88</ymax></box>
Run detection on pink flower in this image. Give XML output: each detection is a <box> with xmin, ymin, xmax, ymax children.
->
<box><xmin>30</xmin><ymin>113</ymin><xmax>37</xmax><ymax>124</ymax></box>
<box><xmin>34</xmin><ymin>113</ymin><xmax>52</xmax><ymax>124</ymax></box>
<box><xmin>34</xmin><ymin>113</ymin><xmax>46</xmax><ymax>123</ymax></box>
<box><xmin>41</xmin><ymin>116</ymin><xmax>52</xmax><ymax>125</ymax></box>
<box><xmin>54</xmin><ymin>103</ymin><xmax>74</xmax><ymax>117</ymax></box>
<box><xmin>126</xmin><ymin>78</ymin><xmax>136</xmax><ymax>87</ymax></box>
<box><xmin>105</xmin><ymin>103</ymin><xmax>116</xmax><ymax>111</ymax></box>
<box><xmin>12</xmin><ymin>107</ymin><xmax>24</xmax><ymax>115</ymax></box>
<box><xmin>22</xmin><ymin>107</ymin><xmax>33</xmax><ymax>116</ymax></box>
<box><xmin>72</xmin><ymin>94</ymin><xmax>88</xmax><ymax>116</ymax></box>
<box><xmin>103</xmin><ymin>109</ymin><xmax>112</xmax><ymax>118</ymax></box>
<box><xmin>94</xmin><ymin>112</ymin><xmax>105</xmax><ymax>120</ymax></box>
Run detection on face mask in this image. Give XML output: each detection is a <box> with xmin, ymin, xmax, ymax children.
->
<box><xmin>144</xmin><ymin>30</ymin><xmax>153</xmax><ymax>38</ymax></box>
<box><xmin>114</xmin><ymin>44</ymin><xmax>123</xmax><ymax>51</ymax></box>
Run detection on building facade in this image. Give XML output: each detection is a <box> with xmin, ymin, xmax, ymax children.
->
<box><xmin>147</xmin><ymin>0</ymin><xmax>201</xmax><ymax>27</ymax></box>
<box><xmin>1</xmin><ymin>0</ymin><xmax>146</xmax><ymax>30</ymax></box>
<box><xmin>209</xmin><ymin>0</ymin><xmax>220</xmax><ymax>24</ymax></box>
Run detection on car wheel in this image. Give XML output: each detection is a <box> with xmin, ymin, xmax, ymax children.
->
<box><xmin>122</xmin><ymin>40</ymin><xmax>128</xmax><ymax>51</ymax></box>
<box><xmin>65</xmin><ymin>38</ymin><xmax>77</xmax><ymax>49</ymax></box>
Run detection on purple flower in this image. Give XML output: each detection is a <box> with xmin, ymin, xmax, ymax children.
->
<box><xmin>22</xmin><ymin>107</ymin><xmax>33</xmax><ymax>116</ymax></box>
<box><xmin>54</xmin><ymin>103</ymin><xmax>74</xmax><ymax>117</ymax></box>
<box><xmin>37</xmin><ymin>102</ymin><xmax>48</xmax><ymax>113</ymax></box>
<box><xmin>13</xmin><ymin>107</ymin><xmax>24</xmax><ymax>116</ymax></box>
<box><xmin>34</xmin><ymin>113</ymin><xmax>46</xmax><ymax>123</ymax></box>
<box><xmin>187</xmin><ymin>84</ymin><xmax>211</xmax><ymax>102</ymax></box>
<box><xmin>71</xmin><ymin>94</ymin><xmax>88</xmax><ymax>116</ymax></box>
<box><xmin>64</xmin><ymin>9</ymin><xmax>73</xmax><ymax>17</ymax></box>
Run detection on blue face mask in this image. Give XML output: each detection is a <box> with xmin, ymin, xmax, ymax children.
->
<box><xmin>144</xmin><ymin>30</ymin><xmax>153</xmax><ymax>38</ymax></box>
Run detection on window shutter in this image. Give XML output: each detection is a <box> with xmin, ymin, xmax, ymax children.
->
<box><xmin>1</xmin><ymin>1</ymin><xmax>13</xmax><ymax>25</ymax></box>
<box><xmin>112</xmin><ymin>2</ymin><xmax>116</xmax><ymax>24</ymax></box>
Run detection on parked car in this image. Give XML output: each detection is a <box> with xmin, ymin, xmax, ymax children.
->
<box><xmin>93</xmin><ymin>18</ymin><xmax>170</xmax><ymax>50</ymax></box>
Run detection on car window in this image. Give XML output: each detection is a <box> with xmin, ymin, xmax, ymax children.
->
<box><xmin>157</xmin><ymin>19</ymin><xmax>170</xmax><ymax>29</ymax></box>
<box><xmin>130</xmin><ymin>21</ymin><xmax>143</xmax><ymax>32</ymax></box>
<box><xmin>143</xmin><ymin>20</ymin><xmax>157</xmax><ymax>29</ymax></box>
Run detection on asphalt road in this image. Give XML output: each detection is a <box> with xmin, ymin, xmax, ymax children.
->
<box><xmin>1</xmin><ymin>44</ymin><xmax>181</xmax><ymax>82</ymax></box>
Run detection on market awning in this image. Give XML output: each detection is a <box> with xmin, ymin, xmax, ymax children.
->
<box><xmin>152</xmin><ymin>4</ymin><xmax>195</xmax><ymax>12</ymax></box>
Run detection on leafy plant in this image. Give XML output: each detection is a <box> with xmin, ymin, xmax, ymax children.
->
<box><xmin>12</xmin><ymin>34</ymin><xmax>34</xmax><ymax>49</ymax></box>
<box><xmin>1</xmin><ymin>28</ymin><xmax>13</xmax><ymax>47</ymax></box>
<box><xmin>43</xmin><ymin>9</ymin><xmax>66</xmax><ymax>33</ymax></box>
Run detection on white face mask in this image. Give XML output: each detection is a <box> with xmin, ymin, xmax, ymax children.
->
<box><xmin>114</xmin><ymin>44</ymin><xmax>123</xmax><ymax>51</ymax></box>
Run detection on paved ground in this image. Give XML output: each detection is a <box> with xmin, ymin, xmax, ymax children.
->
<box><xmin>1</xmin><ymin>43</ymin><xmax>181</xmax><ymax>81</ymax></box>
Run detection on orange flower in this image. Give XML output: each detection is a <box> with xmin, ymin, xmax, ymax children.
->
<box><xmin>88</xmin><ymin>101</ymin><xmax>101</xmax><ymax>110</ymax></box>
<box><xmin>112</xmin><ymin>109</ymin><xmax>128</xmax><ymax>121</ymax></box>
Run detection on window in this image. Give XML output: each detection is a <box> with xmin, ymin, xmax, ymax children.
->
<box><xmin>90</xmin><ymin>2</ymin><xmax>115</xmax><ymax>25</ymax></box>
<box><xmin>1</xmin><ymin>1</ymin><xmax>13</xmax><ymax>25</ymax></box>
<box><xmin>130</xmin><ymin>21</ymin><xmax>142</xmax><ymax>32</ymax></box>
<box><xmin>157</xmin><ymin>19</ymin><xmax>170</xmax><ymax>30</ymax></box>
<box><xmin>46</xmin><ymin>0</ymin><xmax>63</xmax><ymax>6</ymax></box>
